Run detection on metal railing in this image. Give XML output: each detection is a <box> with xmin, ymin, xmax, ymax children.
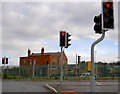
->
<box><xmin>1</xmin><ymin>63</ymin><xmax>120</xmax><ymax>79</ymax></box>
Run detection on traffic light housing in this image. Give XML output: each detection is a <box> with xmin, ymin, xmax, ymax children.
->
<box><xmin>78</xmin><ymin>56</ymin><xmax>81</xmax><ymax>63</ymax></box>
<box><xmin>88</xmin><ymin>61</ymin><xmax>91</xmax><ymax>72</ymax></box>
<box><xmin>94</xmin><ymin>14</ymin><xmax>102</xmax><ymax>34</ymax></box>
<box><xmin>6</xmin><ymin>58</ymin><xmax>8</xmax><ymax>64</ymax></box>
<box><xmin>102</xmin><ymin>1</ymin><xmax>114</xmax><ymax>29</ymax></box>
<box><xmin>60</xmin><ymin>31</ymin><xmax>66</xmax><ymax>47</ymax></box>
<box><xmin>2</xmin><ymin>58</ymin><xmax>5</xmax><ymax>64</ymax></box>
<box><xmin>65</xmin><ymin>32</ymin><xmax>71</xmax><ymax>48</ymax></box>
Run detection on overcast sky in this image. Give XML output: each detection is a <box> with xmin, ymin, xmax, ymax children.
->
<box><xmin>1</xmin><ymin>1</ymin><xmax>119</xmax><ymax>66</ymax></box>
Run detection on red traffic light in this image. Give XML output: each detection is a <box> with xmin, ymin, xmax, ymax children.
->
<box><xmin>61</xmin><ymin>32</ymin><xmax>65</xmax><ymax>36</ymax></box>
<box><xmin>2</xmin><ymin>58</ymin><xmax>5</xmax><ymax>60</ymax></box>
<box><xmin>106</xmin><ymin>3</ymin><xmax>110</xmax><ymax>8</ymax></box>
<box><xmin>60</xmin><ymin>31</ymin><xmax>66</xmax><ymax>47</ymax></box>
<box><xmin>102</xmin><ymin>1</ymin><xmax>114</xmax><ymax>29</ymax></box>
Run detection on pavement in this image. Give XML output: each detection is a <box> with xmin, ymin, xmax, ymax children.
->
<box><xmin>2</xmin><ymin>79</ymin><xmax>52</xmax><ymax>92</ymax></box>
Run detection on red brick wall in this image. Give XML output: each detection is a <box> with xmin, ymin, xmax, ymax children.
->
<box><xmin>20</xmin><ymin>55</ymin><xmax>67</xmax><ymax>66</ymax></box>
<box><xmin>20</xmin><ymin>50</ymin><xmax>68</xmax><ymax>76</ymax></box>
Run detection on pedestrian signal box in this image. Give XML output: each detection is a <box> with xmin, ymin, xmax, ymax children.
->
<box><xmin>88</xmin><ymin>61</ymin><xmax>91</xmax><ymax>72</ymax></box>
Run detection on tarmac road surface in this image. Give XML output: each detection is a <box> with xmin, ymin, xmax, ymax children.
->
<box><xmin>2</xmin><ymin>79</ymin><xmax>119</xmax><ymax>93</ymax></box>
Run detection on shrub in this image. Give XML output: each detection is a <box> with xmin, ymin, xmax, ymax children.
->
<box><xmin>3</xmin><ymin>73</ymin><xmax>8</xmax><ymax>79</ymax></box>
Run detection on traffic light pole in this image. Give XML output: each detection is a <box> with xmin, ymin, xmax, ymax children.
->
<box><xmin>4</xmin><ymin>56</ymin><xmax>6</xmax><ymax>67</ymax></box>
<box><xmin>76</xmin><ymin>54</ymin><xmax>78</xmax><ymax>77</ymax></box>
<box><xmin>60</xmin><ymin>47</ymin><xmax>63</xmax><ymax>86</ymax></box>
<box><xmin>90</xmin><ymin>30</ymin><xmax>106</xmax><ymax>92</ymax></box>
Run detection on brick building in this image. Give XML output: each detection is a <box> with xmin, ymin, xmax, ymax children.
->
<box><xmin>20</xmin><ymin>47</ymin><xmax>68</xmax><ymax>77</ymax></box>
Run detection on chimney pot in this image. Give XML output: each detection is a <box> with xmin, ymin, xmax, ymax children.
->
<box><xmin>28</xmin><ymin>49</ymin><xmax>31</xmax><ymax>57</ymax></box>
<box><xmin>41</xmin><ymin>47</ymin><xmax>44</xmax><ymax>56</ymax></box>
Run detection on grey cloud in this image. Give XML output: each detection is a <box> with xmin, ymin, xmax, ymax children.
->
<box><xmin>3</xmin><ymin>2</ymin><xmax>101</xmax><ymax>41</ymax></box>
<box><xmin>2</xmin><ymin>2</ymin><xmax>118</xmax><ymax>65</ymax></box>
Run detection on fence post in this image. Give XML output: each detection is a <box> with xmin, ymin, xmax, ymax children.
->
<box><xmin>112</xmin><ymin>63</ymin><xmax>114</xmax><ymax>80</ymax></box>
<box><xmin>19</xmin><ymin>66</ymin><xmax>20</xmax><ymax>77</ymax></box>
<box><xmin>79</xmin><ymin>63</ymin><xmax>80</xmax><ymax>80</ymax></box>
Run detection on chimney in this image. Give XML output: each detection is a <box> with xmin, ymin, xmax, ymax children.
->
<box><xmin>41</xmin><ymin>47</ymin><xmax>44</xmax><ymax>56</ymax></box>
<box><xmin>28</xmin><ymin>49</ymin><xmax>31</xmax><ymax>57</ymax></box>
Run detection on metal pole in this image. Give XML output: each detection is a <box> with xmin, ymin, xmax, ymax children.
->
<box><xmin>112</xmin><ymin>63</ymin><xmax>114</xmax><ymax>80</ymax></box>
<box><xmin>79</xmin><ymin>56</ymin><xmax>81</xmax><ymax>79</ymax></box>
<box><xmin>60</xmin><ymin>47</ymin><xmax>63</xmax><ymax>85</ymax></box>
<box><xmin>6</xmin><ymin>58</ymin><xmax>8</xmax><ymax>78</ymax></box>
<box><xmin>4</xmin><ymin>56</ymin><xmax>6</xmax><ymax>68</ymax></box>
<box><xmin>76</xmin><ymin>54</ymin><xmax>77</xmax><ymax>77</ymax></box>
<box><xmin>4</xmin><ymin>56</ymin><xmax>6</xmax><ymax>78</ymax></box>
<box><xmin>95</xmin><ymin>51</ymin><xmax>97</xmax><ymax>75</ymax></box>
<box><xmin>19</xmin><ymin>65</ymin><xmax>20</xmax><ymax>77</ymax></box>
<box><xmin>90</xmin><ymin>30</ymin><xmax>105</xmax><ymax>92</ymax></box>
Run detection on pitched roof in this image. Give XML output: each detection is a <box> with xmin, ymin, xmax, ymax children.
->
<box><xmin>30</xmin><ymin>52</ymin><xmax>61</xmax><ymax>57</ymax></box>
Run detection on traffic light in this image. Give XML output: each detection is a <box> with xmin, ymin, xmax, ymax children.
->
<box><xmin>60</xmin><ymin>31</ymin><xmax>66</xmax><ymax>47</ymax></box>
<box><xmin>102</xmin><ymin>1</ymin><xmax>114</xmax><ymax>28</ymax></box>
<box><xmin>6</xmin><ymin>58</ymin><xmax>8</xmax><ymax>64</ymax></box>
<box><xmin>2</xmin><ymin>58</ymin><xmax>5</xmax><ymax>64</ymax></box>
<box><xmin>94</xmin><ymin>14</ymin><xmax>102</xmax><ymax>34</ymax></box>
<box><xmin>78</xmin><ymin>56</ymin><xmax>81</xmax><ymax>63</ymax></box>
<box><xmin>65</xmin><ymin>32</ymin><xmax>71</xmax><ymax>48</ymax></box>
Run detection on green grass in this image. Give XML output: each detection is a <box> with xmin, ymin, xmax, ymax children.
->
<box><xmin>64</xmin><ymin>76</ymin><xmax>90</xmax><ymax>80</ymax></box>
<box><xmin>95</xmin><ymin>77</ymin><xmax>120</xmax><ymax>80</ymax></box>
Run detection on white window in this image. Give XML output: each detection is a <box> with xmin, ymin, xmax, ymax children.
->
<box><xmin>34</xmin><ymin>60</ymin><xmax>36</xmax><ymax>65</ymax></box>
<box><xmin>52</xmin><ymin>60</ymin><xmax>57</xmax><ymax>65</ymax></box>
<box><xmin>30</xmin><ymin>60</ymin><xmax>32</xmax><ymax>65</ymax></box>
<box><xmin>23</xmin><ymin>60</ymin><xmax>26</xmax><ymax>65</ymax></box>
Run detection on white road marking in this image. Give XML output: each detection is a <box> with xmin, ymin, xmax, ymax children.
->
<box><xmin>96</xmin><ymin>82</ymin><xmax>101</xmax><ymax>85</ymax></box>
<box><xmin>45</xmin><ymin>84</ymin><xmax>58</xmax><ymax>93</ymax></box>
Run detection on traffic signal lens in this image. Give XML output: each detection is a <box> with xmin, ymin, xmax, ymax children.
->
<box><xmin>106</xmin><ymin>3</ymin><xmax>110</xmax><ymax>8</ymax></box>
<box><xmin>61</xmin><ymin>32</ymin><xmax>65</xmax><ymax>36</ymax></box>
<box><xmin>2</xmin><ymin>58</ymin><xmax>5</xmax><ymax>64</ymax></box>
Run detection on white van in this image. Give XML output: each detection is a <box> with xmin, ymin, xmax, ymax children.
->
<box><xmin>80</xmin><ymin>73</ymin><xmax>90</xmax><ymax>77</ymax></box>
<box><xmin>80</xmin><ymin>73</ymin><xmax>99</xmax><ymax>77</ymax></box>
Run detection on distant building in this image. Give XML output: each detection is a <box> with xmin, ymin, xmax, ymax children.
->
<box><xmin>20</xmin><ymin>47</ymin><xmax>68</xmax><ymax>77</ymax></box>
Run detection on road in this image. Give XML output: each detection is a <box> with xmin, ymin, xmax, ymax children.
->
<box><xmin>2</xmin><ymin>79</ymin><xmax>119</xmax><ymax>93</ymax></box>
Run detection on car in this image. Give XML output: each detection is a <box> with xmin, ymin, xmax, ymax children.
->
<box><xmin>80</xmin><ymin>73</ymin><xmax>90</xmax><ymax>77</ymax></box>
<box><xmin>80</xmin><ymin>73</ymin><xmax>100</xmax><ymax>77</ymax></box>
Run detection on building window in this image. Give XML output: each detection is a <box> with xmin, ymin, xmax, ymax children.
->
<box><xmin>46</xmin><ymin>61</ymin><xmax>48</xmax><ymax>65</ymax></box>
<box><xmin>23</xmin><ymin>60</ymin><xmax>26</xmax><ymax>65</ymax></box>
<box><xmin>30</xmin><ymin>60</ymin><xmax>32</xmax><ymax>65</ymax></box>
<box><xmin>52</xmin><ymin>60</ymin><xmax>57</xmax><ymax>65</ymax></box>
<box><xmin>34</xmin><ymin>60</ymin><xmax>36</xmax><ymax>65</ymax></box>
